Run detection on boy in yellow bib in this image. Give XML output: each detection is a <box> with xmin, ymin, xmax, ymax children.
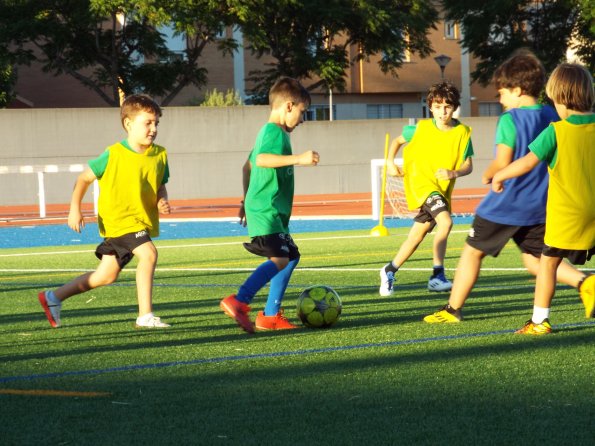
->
<box><xmin>38</xmin><ymin>94</ymin><xmax>171</xmax><ymax>329</ymax></box>
<box><xmin>493</xmin><ymin>63</ymin><xmax>595</xmax><ymax>334</ymax></box>
<box><xmin>380</xmin><ymin>82</ymin><xmax>473</xmax><ymax>296</ymax></box>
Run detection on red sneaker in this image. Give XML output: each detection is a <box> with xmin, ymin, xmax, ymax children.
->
<box><xmin>255</xmin><ymin>309</ymin><xmax>298</xmax><ymax>330</ymax></box>
<box><xmin>220</xmin><ymin>294</ymin><xmax>254</xmax><ymax>333</ymax></box>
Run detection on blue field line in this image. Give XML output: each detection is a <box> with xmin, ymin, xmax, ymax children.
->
<box><xmin>2</xmin><ymin>320</ymin><xmax>593</xmax><ymax>384</ymax></box>
<box><xmin>0</xmin><ymin>217</ymin><xmax>473</xmax><ymax>249</ymax></box>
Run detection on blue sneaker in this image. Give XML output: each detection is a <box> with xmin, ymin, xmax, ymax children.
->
<box><xmin>428</xmin><ymin>272</ymin><xmax>452</xmax><ymax>292</ymax></box>
<box><xmin>379</xmin><ymin>266</ymin><xmax>395</xmax><ymax>296</ymax></box>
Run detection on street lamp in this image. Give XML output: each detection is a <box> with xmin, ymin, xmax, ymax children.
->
<box><xmin>434</xmin><ymin>54</ymin><xmax>452</xmax><ymax>80</ymax></box>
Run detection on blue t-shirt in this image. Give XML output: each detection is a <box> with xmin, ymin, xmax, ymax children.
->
<box><xmin>475</xmin><ymin>105</ymin><xmax>558</xmax><ymax>225</ymax></box>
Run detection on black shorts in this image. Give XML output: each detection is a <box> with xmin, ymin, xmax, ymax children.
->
<box><xmin>95</xmin><ymin>230</ymin><xmax>152</xmax><ymax>268</ymax></box>
<box><xmin>542</xmin><ymin>244</ymin><xmax>595</xmax><ymax>265</ymax></box>
<box><xmin>243</xmin><ymin>233</ymin><xmax>300</xmax><ymax>260</ymax></box>
<box><xmin>466</xmin><ymin>215</ymin><xmax>544</xmax><ymax>257</ymax></box>
<box><xmin>413</xmin><ymin>194</ymin><xmax>450</xmax><ymax>232</ymax></box>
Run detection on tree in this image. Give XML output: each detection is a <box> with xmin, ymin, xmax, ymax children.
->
<box><xmin>0</xmin><ymin>0</ymin><xmax>237</xmax><ymax>106</ymax></box>
<box><xmin>229</xmin><ymin>0</ymin><xmax>439</xmax><ymax>103</ymax></box>
<box><xmin>0</xmin><ymin>52</ymin><xmax>16</xmax><ymax>108</ymax></box>
<box><xmin>441</xmin><ymin>0</ymin><xmax>595</xmax><ymax>86</ymax></box>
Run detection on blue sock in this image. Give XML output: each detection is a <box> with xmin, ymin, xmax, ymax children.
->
<box><xmin>264</xmin><ymin>258</ymin><xmax>300</xmax><ymax>316</ymax></box>
<box><xmin>236</xmin><ymin>260</ymin><xmax>279</xmax><ymax>304</ymax></box>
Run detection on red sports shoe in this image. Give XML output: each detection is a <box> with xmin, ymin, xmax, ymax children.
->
<box><xmin>255</xmin><ymin>309</ymin><xmax>298</xmax><ymax>330</ymax></box>
<box><xmin>220</xmin><ymin>294</ymin><xmax>254</xmax><ymax>334</ymax></box>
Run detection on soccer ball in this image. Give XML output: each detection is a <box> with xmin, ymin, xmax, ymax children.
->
<box><xmin>296</xmin><ymin>285</ymin><xmax>342</xmax><ymax>328</ymax></box>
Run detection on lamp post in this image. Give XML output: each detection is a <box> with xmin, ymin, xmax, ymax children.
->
<box><xmin>434</xmin><ymin>54</ymin><xmax>452</xmax><ymax>80</ymax></box>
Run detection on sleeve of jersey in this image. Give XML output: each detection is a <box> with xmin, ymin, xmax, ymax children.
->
<box><xmin>495</xmin><ymin>113</ymin><xmax>516</xmax><ymax>148</ymax></box>
<box><xmin>162</xmin><ymin>160</ymin><xmax>169</xmax><ymax>185</ymax></box>
<box><xmin>463</xmin><ymin>137</ymin><xmax>474</xmax><ymax>159</ymax></box>
<box><xmin>87</xmin><ymin>150</ymin><xmax>110</xmax><ymax>179</ymax></box>
<box><xmin>259</xmin><ymin>125</ymin><xmax>285</xmax><ymax>155</ymax></box>
<box><xmin>402</xmin><ymin>125</ymin><xmax>416</xmax><ymax>143</ymax></box>
<box><xmin>529</xmin><ymin>125</ymin><xmax>557</xmax><ymax>167</ymax></box>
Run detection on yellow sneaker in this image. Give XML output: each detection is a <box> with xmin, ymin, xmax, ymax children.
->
<box><xmin>423</xmin><ymin>305</ymin><xmax>462</xmax><ymax>323</ymax></box>
<box><xmin>515</xmin><ymin>319</ymin><xmax>552</xmax><ymax>335</ymax></box>
<box><xmin>578</xmin><ymin>275</ymin><xmax>595</xmax><ymax>318</ymax></box>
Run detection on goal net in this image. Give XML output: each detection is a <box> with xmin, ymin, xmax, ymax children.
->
<box><xmin>370</xmin><ymin>159</ymin><xmax>478</xmax><ymax>220</ymax></box>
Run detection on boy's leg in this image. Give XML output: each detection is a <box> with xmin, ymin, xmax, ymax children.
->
<box><xmin>427</xmin><ymin>210</ymin><xmax>453</xmax><ymax>292</ymax></box>
<box><xmin>424</xmin><ymin>243</ymin><xmax>485</xmax><ymax>323</ymax></box>
<box><xmin>516</xmin><ymin>254</ymin><xmax>562</xmax><ymax>335</ymax></box>
<box><xmin>380</xmin><ymin>221</ymin><xmax>431</xmax><ymax>296</ymax></box>
<box><xmin>131</xmin><ymin>241</ymin><xmax>170</xmax><ymax>328</ymax></box>
<box><xmin>39</xmin><ymin>255</ymin><xmax>121</xmax><ymax>328</ymax></box>
<box><xmin>256</xmin><ymin>257</ymin><xmax>300</xmax><ymax>330</ymax></box>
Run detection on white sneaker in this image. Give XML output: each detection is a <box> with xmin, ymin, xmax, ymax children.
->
<box><xmin>428</xmin><ymin>273</ymin><xmax>452</xmax><ymax>292</ymax></box>
<box><xmin>38</xmin><ymin>291</ymin><xmax>61</xmax><ymax>328</ymax></box>
<box><xmin>135</xmin><ymin>315</ymin><xmax>171</xmax><ymax>328</ymax></box>
<box><xmin>379</xmin><ymin>267</ymin><xmax>395</xmax><ymax>296</ymax></box>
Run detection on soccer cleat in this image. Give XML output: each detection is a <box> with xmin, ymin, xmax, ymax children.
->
<box><xmin>38</xmin><ymin>291</ymin><xmax>61</xmax><ymax>328</ymax></box>
<box><xmin>379</xmin><ymin>266</ymin><xmax>395</xmax><ymax>296</ymax></box>
<box><xmin>428</xmin><ymin>272</ymin><xmax>452</xmax><ymax>292</ymax></box>
<box><xmin>135</xmin><ymin>315</ymin><xmax>170</xmax><ymax>328</ymax></box>
<box><xmin>578</xmin><ymin>274</ymin><xmax>595</xmax><ymax>318</ymax></box>
<box><xmin>423</xmin><ymin>305</ymin><xmax>462</xmax><ymax>323</ymax></box>
<box><xmin>515</xmin><ymin>319</ymin><xmax>552</xmax><ymax>335</ymax></box>
<box><xmin>220</xmin><ymin>294</ymin><xmax>255</xmax><ymax>334</ymax></box>
<box><xmin>255</xmin><ymin>309</ymin><xmax>299</xmax><ymax>330</ymax></box>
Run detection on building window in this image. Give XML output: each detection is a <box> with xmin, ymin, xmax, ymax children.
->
<box><xmin>366</xmin><ymin>104</ymin><xmax>403</xmax><ymax>119</ymax></box>
<box><xmin>444</xmin><ymin>21</ymin><xmax>458</xmax><ymax>40</ymax></box>
<box><xmin>479</xmin><ymin>102</ymin><xmax>503</xmax><ymax>116</ymax></box>
<box><xmin>305</xmin><ymin>105</ymin><xmax>335</xmax><ymax>121</ymax></box>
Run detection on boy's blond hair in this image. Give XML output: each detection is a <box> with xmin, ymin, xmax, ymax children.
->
<box><xmin>269</xmin><ymin>77</ymin><xmax>311</xmax><ymax>108</ymax></box>
<box><xmin>546</xmin><ymin>63</ymin><xmax>594</xmax><ymax>112</ymax></box>
<box><xmin>120</xmin><ymin>94</ymin><xmax>162</xmax><ymax>129</ymax></box>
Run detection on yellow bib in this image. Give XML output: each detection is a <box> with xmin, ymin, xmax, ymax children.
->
<box><xmin>545</xmin><ymin>120</ymin><xmax>595</xmax><ymax>249</ymax></box>
<box><xmin>403</xmin><ymin>120</ymin><xmax>471</xmax><ymax>210</ymax></box>
<box><xmin>97</xmin><ymin>143</ymin><xmax>167</xmax><ymax>238</ymax></box>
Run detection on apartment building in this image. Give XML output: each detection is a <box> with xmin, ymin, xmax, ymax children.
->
<box><xmin>10</xmin><ymin>20</ymin><xmax>501</xmax><ymax>118</ymax></box>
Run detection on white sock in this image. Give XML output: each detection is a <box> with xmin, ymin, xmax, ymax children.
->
<box><xmin>531</xmin><ymin>306</ymin><xmax>550</xmax><ymax>324</ymax></box>
<box><xmin>137</xmin><ymin>312</ymin><xmax>154</xmax><ymax>323</ymax></box>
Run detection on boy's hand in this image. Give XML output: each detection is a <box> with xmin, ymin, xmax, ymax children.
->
<box><xmin>298</xmin><ymin>150</ymin><xmax>320</xmax><ymax>166</ymax></box>
<box><xmin>492</xmin><ymin>180</ymin><xmax>504</xmax><ymax>193</ymax></box>
<box><xmin>387</xmin><ymin>162</ymin><xmax>403</xmax><ymax>177</ymax></box>
<box><xmin>67</xmin><ymin>210</ymin><xmax>85</xmax><ymax>233</ymax></box>
<box><xmin>481</xmin><ymin>174</ymin><xmax>492</xmax><ymax>185</ymax></box>
<box><xmin>435</xmin><ymin>169</ymin><xmax>457</xmax><ymax>180</ymax></box>
<box><xmin>158</xmin><ymin>198</ymin><xmax>171</xmax><ymax>214</ymax></box>
<box><xmin>239</xmin><ymin>201</ymin><xmax>247</xmax><ymax>227</ymax></box>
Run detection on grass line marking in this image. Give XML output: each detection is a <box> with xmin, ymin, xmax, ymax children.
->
<box><xmin>0</xmin><ymin>389</ymin><xmax>112</xmax><ymax>397</ymax></box>
<box><xmin>1</xmin><ymin>320</ymin><xmax>593</xmax><ymax>384</ymax></box>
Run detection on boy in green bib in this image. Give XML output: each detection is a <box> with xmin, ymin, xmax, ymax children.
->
<box><xmin>220</xmin><ymin>77</ymin><xmax>319</xmax><ymax>333</ymax></box>
<box><xmin>38</xmin><ymin>94</ymin><xmax>171</xmax><ymax>329</ymax></box>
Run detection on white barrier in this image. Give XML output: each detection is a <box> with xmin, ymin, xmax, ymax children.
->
<box><xmin>0</xmin><ymin>164</ymin><xmax>98</xmax><ymax>218</ymax></box>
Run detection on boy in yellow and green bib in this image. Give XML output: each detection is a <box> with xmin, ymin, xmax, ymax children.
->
<box><xmin>38</xmin><ymin>94</ymin><xmax>171</xmax><ymax>329</ymax></box>
<box><xmin>379</xmin><ymin>82</ymin><xmax>473</xmax><ymax>296</ymax></box>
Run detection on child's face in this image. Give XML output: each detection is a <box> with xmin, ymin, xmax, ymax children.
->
<box><xmin>429</xmin><ymin>100</ymin><xmax>456</xmax><ymax>126</ymax></box>
<box><xmin>283</xmin><ymin>101</ymin><xmax>308</xmax><ymax>133</ymax></box>
<box><xmin>497</xmin><ymin>87</ymin><xmax>521</xmax><ymax>110</ymax></box>
<box><xmin>124</xmin><ymin>110</ymin><xmax>159</xmax><ymax>150</ymax></box>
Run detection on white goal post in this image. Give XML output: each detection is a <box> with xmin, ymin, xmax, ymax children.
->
<box><xmin>370</xmin><ymin>158</ymin><xmax>417</xmax><ymax>220</ymax></box>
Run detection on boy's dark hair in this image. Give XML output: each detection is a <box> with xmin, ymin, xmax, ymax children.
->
<box><xmin>493</xmin><ymin>49</ymin><xmax>546</xmax><ymax>98</ymax></box>
<box><xmin>120</xmin><ymin>94</ymin><xmax>162</xmax><ymax>129</ymax></box>
<box><xmin>546</xmin><ymin>63</ymin><xmax>594</xmax><ymax>112</ymax></box>
<box><xmin>427</xmin><ymin>82</ymin><xmax>461</xmax><ymax>109</ymax></box>
<box><xmin>269</xmin><ymin>77</ymin><xmax>311</xmax><ymax>108</ymax></box>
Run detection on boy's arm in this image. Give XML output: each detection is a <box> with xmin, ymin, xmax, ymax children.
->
<box><xmin>481</xmin><ymin>144</ymin><xmax>514</xmax><ymax>184</ymax></box>
<box><xmin>157</xmin><ymin>184</ymin><xmax>171</xmax><ymax>215</ymax></box>
<box><xmin>435</xmin><ymin>156</ymin><xmax>473</xmax><ymax>180</ymax></box>
<box><xmin>68</xmin><ymin>168</ymin><xmax>97</xmax><ymax>233</ymax></box>
<box><xmin>255</xmin><ymin>150</ymin><xmax>319</xmax><ymax>167</ymax></box>
<box><xmin>239</xmin><ymin>159</ymin><xmax>251</xmax><ymax>226</ymax></box>
<box><xmin>387</xmin><ymin>135</ymin><xmax>406</xmax><ymax>176</ymax></box>
<box><xmin>492</xmin><ymin>152</ymin><xmax>540</xmax><ymax>193</ymax></box>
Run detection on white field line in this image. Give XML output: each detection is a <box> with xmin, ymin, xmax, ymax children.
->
<box><xmin>0</xmin><ymin>231</ymin><xmax>470</xmax><ymax>258</ymax></box>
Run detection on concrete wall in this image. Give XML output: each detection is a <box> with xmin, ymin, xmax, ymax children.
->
<box><xmin>0</xmin><ymin>107</ymin><xmax>496</xmax><ymax>206</ymax></box>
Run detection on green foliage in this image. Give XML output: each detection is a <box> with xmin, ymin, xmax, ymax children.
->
<box><xmin>233</xmin><ymin>0</ymin><xmax>438</xmax><ymax>103</ymax></box>
<box><xmin>0</xmin><ymin>0</ymin><xmax>236</xmax><ymax>105</ymax></box>
<box><xmin>442</xmin><ymin>0</ymin><xmax>595</xmax><ymax>85</ymax></box>
<box><xmin>0</xmin><ymin>53</ymin><xmax>16</xmax><ymax>108</ymax></box>
<box><xmin>200</xmin><ymin>88</ymin><xmax>243</xmax><ymax>106</ymax></box>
